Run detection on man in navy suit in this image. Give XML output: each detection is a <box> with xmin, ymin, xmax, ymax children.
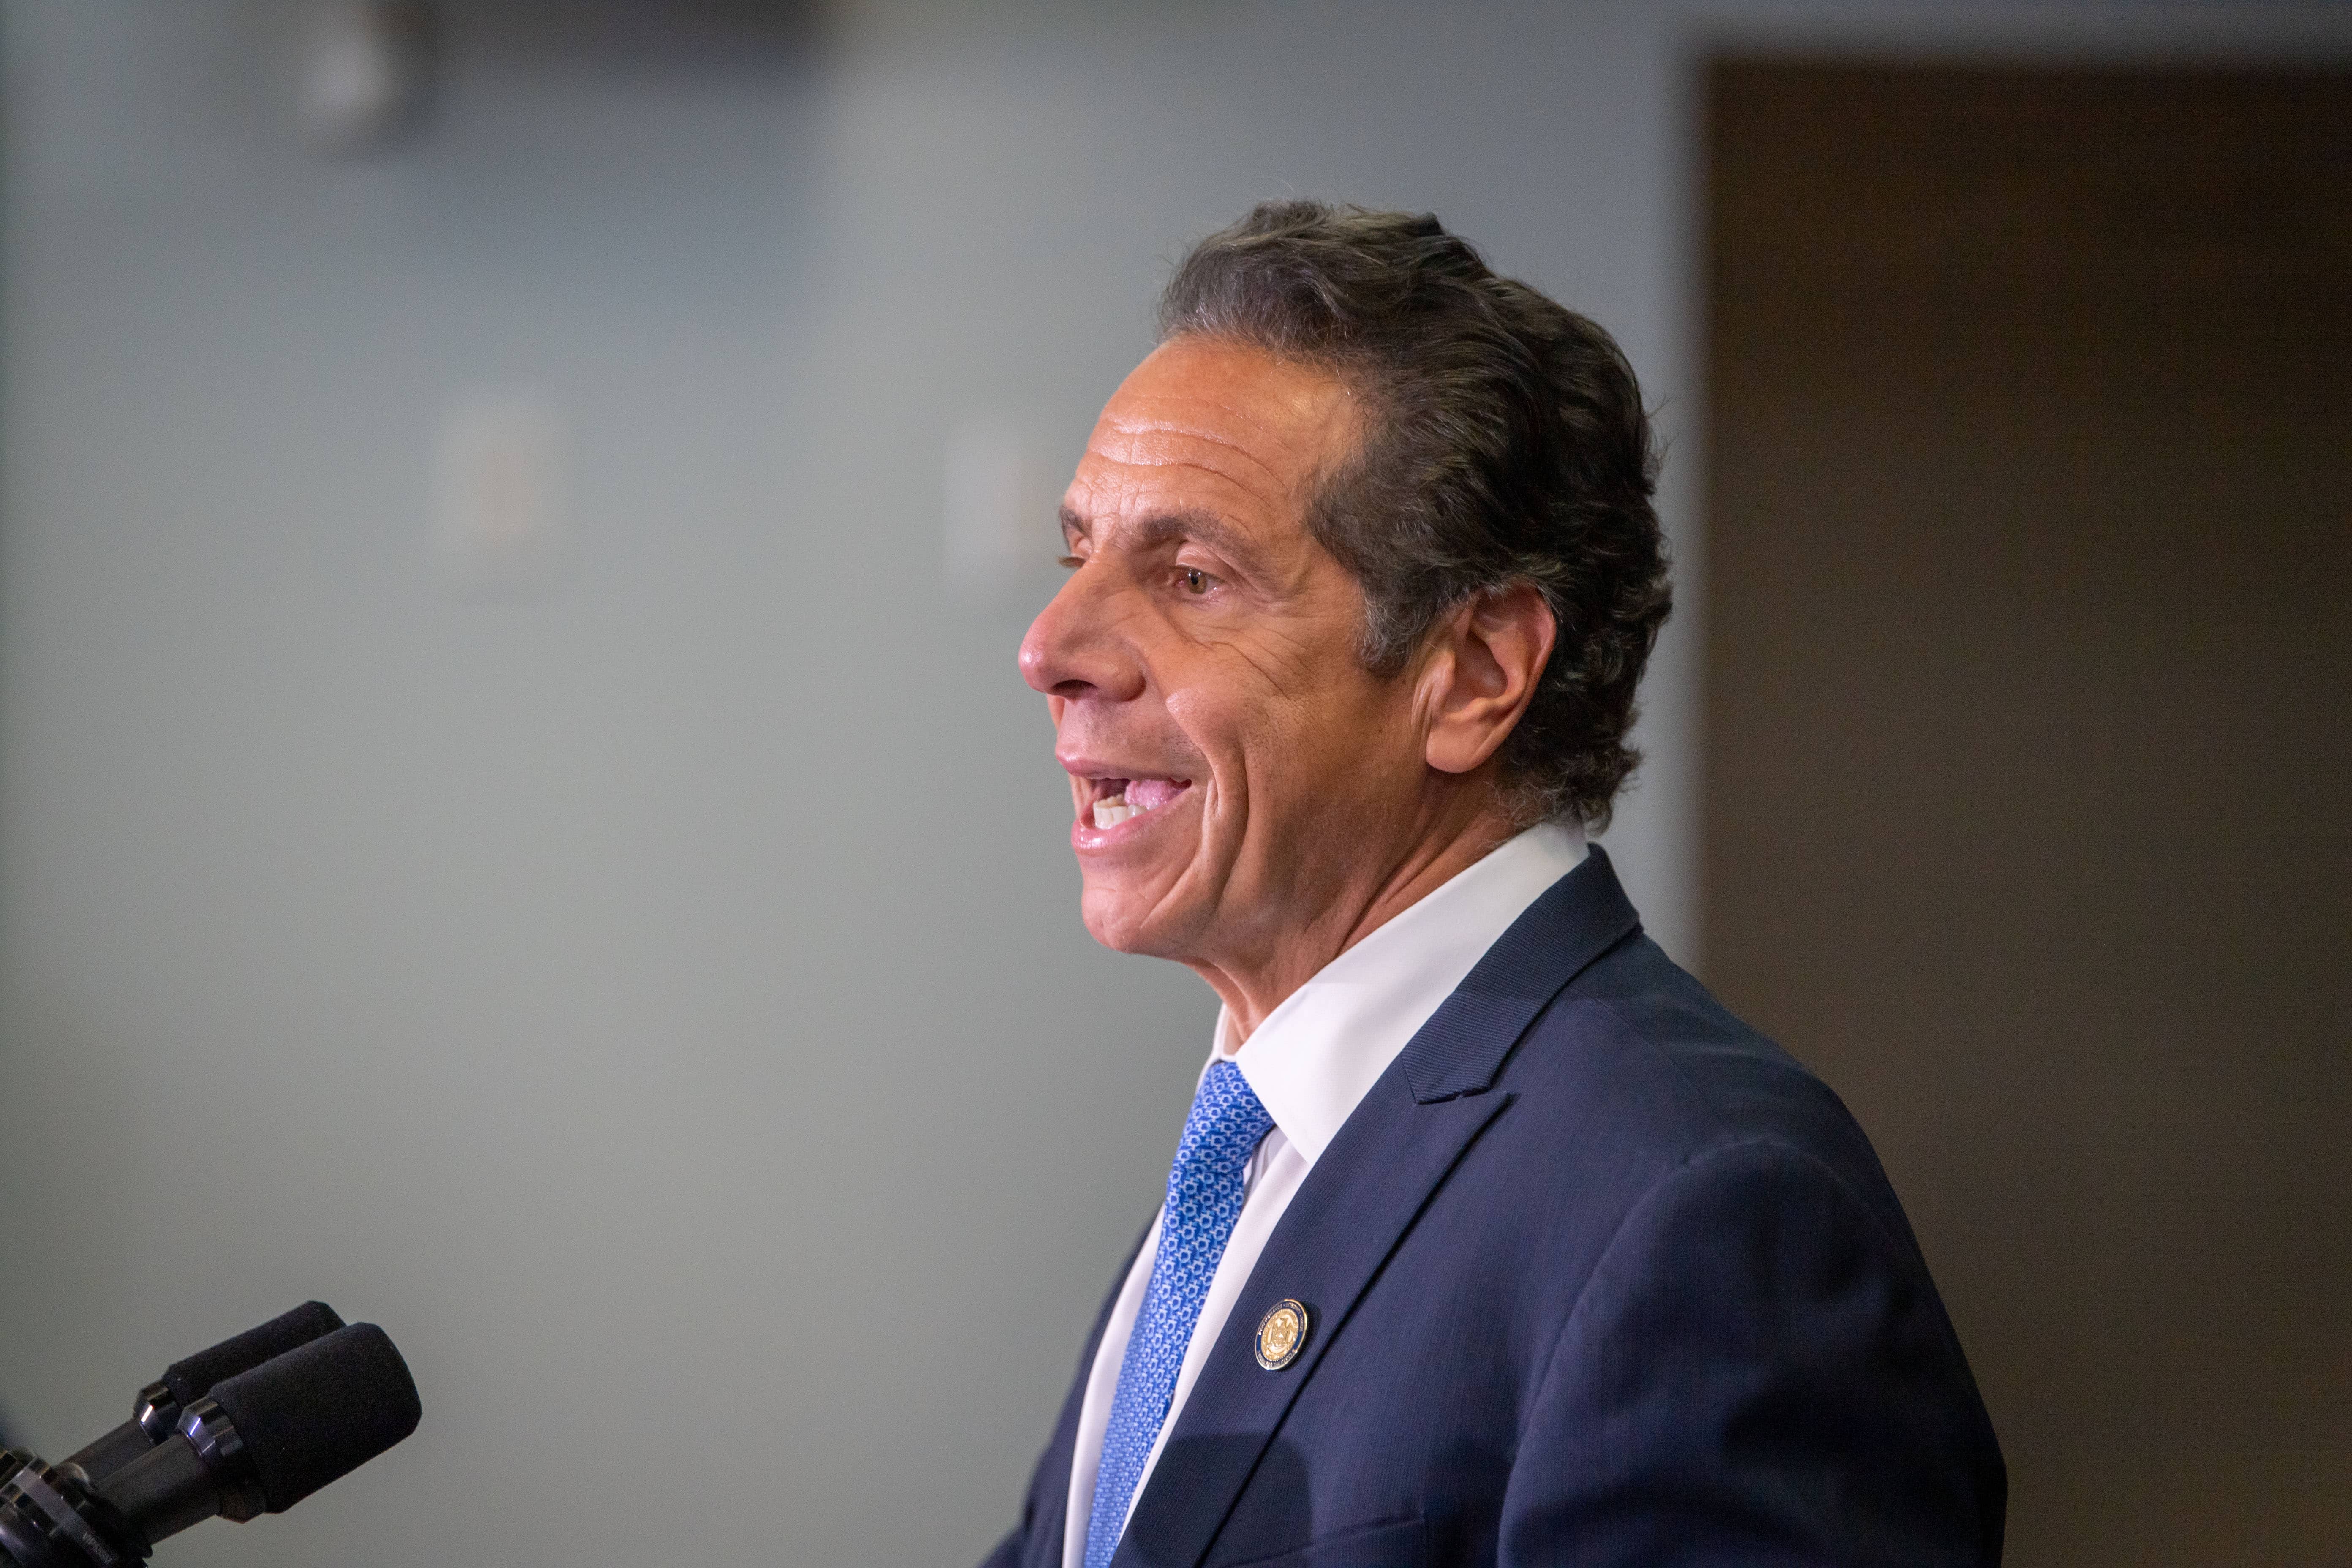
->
<box><xmin>994</xmin><ymin>201</ymin><xmax>2004</xmax><ymax>1568</ymax></box>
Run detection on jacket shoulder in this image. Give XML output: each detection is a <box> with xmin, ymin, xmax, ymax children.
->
<box><xmin>1493</xmin><ymin>931</ymin><xmax>1928</xmax><ymax>1277</ymax></box>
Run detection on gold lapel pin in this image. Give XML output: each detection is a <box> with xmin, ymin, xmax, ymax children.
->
<box><xmin>1254</xmin><ymin>1298</ymin><xmax>1309</xmax><ymax>1370</ymax></box>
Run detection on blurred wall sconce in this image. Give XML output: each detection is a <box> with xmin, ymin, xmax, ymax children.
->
<box><xmin>433</xmin><ymin>389</ymin><xmax>575</xmax><ymax>596</ymax></box>
<box><xmin>297</xmin><ymin>0</ymin><xmax>437</xmax><ymax>153</ymax></box>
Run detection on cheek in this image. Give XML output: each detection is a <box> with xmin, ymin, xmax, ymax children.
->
<box><xmin>1161</xmin><ymin>650</ymin><xmax>1399</xmax><ymax>806</ymax></box>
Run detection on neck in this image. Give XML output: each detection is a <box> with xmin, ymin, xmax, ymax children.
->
<box><xmin>1189</xmin><ymin>797</ymin><xmax>1526</xmax><ymax>1042</ymax></box>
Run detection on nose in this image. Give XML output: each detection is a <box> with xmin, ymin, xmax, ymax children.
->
<box><xmin>1019</xmin><ymin>561</ymin><xmax>1146</xmax><ymax>702</ymax></box>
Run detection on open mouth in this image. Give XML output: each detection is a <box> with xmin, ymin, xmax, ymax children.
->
<box><xmin>1083</xmin><ymin>774</ymin><xmax>1193</xmax><ymax>830</ymax></box>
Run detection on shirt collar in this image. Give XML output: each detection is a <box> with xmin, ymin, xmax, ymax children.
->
<box><xmin>1213</xmin><ymin>821</ymin><xmax>1587</xmax><ymax>1168</ymax></box>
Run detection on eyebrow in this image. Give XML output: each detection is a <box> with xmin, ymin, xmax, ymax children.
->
<box><xmin>1062</xmin><ymin>505</ymin><xmax>1266</xmax><ymax>570</ymax></box>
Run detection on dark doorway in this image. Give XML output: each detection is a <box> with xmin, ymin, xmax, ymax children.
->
<box><xmin>1702</xmin><ymin>62</ymin><xmax>2351</xmax><ymax>1564</ymax></box>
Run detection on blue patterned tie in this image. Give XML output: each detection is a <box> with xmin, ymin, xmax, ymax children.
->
<box><xmin>1084</xmin><ymin>1059</ymin><xmax>1273</xmax><ymax>1568</ymax></box>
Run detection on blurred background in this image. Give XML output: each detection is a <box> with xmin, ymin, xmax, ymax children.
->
<box><xmin>0</xmin><ymin>3</ymin><xmax>2341</xmax><ymax>1566</ymax></box>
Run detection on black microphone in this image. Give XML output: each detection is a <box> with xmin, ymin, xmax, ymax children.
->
<box><xmin>0</xmin><ymin>1323</ymin><xmax>419</xmax><ymax>1567</ymax></box>
<box><xmin>60</xmin><ymin>1304</ymin><xmax>345</xmax><ymax>1487</ymax></box>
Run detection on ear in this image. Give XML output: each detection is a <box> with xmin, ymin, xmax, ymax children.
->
<box><xmin>1421</xmin><ymin>584</ymin><xmax>1555</xmax><ymax>777</ymax></box>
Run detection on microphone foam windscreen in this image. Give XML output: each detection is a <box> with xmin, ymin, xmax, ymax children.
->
<box><xmin>208</xmin><ymin>1323</ymin><xmax>422</xmax><ymax>1514</ymax></box>
<box><xmin>161</xmin><ymin>1301</ymin><xmax>346</xmax><ymax>1410</ymax></box>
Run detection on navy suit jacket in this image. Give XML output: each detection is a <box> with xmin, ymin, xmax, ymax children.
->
<box><xmin>983</xmin><ymin>849</ymin><xmax>2005</xmax><ymax>1568</ymax></box>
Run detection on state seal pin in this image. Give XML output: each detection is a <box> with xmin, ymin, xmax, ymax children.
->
<box><xmin>1254</xmin><ymin>1298</ymin><xmax>1309</xmax><ymax>1370</ymax></box>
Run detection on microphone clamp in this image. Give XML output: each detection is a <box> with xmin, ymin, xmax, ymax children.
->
<box><xmin>0</xmin><ymin>1453</ymin><xmax>141</xmax><ymax>1568</ymax></box>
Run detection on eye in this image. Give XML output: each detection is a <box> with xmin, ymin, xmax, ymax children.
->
<box><xmin>1179</xmin><ymin>568</ymin><xmax>1215</xmax><ymax>596</ymax></box>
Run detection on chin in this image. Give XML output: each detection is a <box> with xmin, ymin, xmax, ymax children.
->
<box><xmin>1078</xmin><ymin>881</ymin><xmax>1196</xmax><ymax>959</ymax></box>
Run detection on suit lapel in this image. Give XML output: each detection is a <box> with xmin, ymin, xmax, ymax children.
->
<box><xmin>1397</xmin><ymin>844</ymin><xmax>1641</xmax><ymax>1102</ymax></box>
<box><xmin>1109</xmin><ymin>849</ymin><xmax>1642</xmax><ymax>1568</ymax></box>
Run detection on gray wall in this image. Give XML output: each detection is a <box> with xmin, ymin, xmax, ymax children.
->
<box><xmin>0</xmin><ymin>4</ymin><xmax>2335</xmax><ymax>1566</ymax></box>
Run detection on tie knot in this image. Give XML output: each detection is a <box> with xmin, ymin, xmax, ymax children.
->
<box><xmin>1169</xmin><ymin>1059</ymin><xmax>1273</xmax><ymax>1200</ymax></box>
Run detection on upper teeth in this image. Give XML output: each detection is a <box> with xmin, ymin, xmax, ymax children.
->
<box><xmin>1093</xmin><ymin>789</ymin><xmax>1165</xmax><ymax>828</ymax></box>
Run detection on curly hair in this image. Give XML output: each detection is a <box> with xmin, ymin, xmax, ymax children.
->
<box><xmin>1157</xmin><ymin>201</ymin><xmax>1672</xmax><ymax>829</ymax></box>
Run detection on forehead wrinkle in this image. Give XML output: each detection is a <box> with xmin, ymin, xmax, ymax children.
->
<box><xmin>1095</xmin><ymin>380</ymin><xmax>1352</xmax><ymax>493</ymax></box>
<box><xmin>1066</xmin><ymin>451</ymin><xmax>1273</xmax><ymax>540</ymax></box>
<box><xmin>1102</xmin><ymin>396</ymin><xmax>1315</xmax><ymax>451</ymax></box>
<box><xmin>1063</xmin><ymin>342</ymin><xmax>1362</xmax><ymax>564</ymax></box>
<box><xmin>1089</xmin><ymin>422</ymin><xmax>1296</xmax><ymax>502</ymax></box>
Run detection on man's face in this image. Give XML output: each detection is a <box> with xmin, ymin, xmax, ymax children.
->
<box><xmin>1019</xmin><ymin>338</ymin><xmax>1432</xmax><ymax>967</ymax></box>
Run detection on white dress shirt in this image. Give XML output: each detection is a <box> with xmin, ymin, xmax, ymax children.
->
<box><xmin>1062</xmin><ymin>822</ymin><xmax>1589</xmax><ymax>1568</ymax></box>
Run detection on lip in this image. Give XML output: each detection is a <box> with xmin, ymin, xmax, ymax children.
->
<box><xmin>1059</xmin><ymin>754</ymin><xmax>1197</xmax><ymax>853</ymax></box>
